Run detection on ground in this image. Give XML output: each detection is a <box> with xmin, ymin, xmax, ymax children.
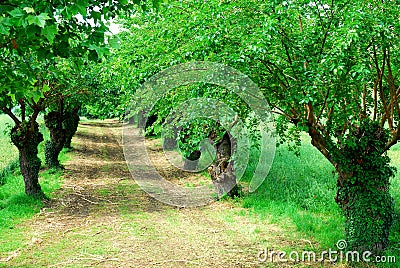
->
<box><xmin>0</xmin><ymin>120</ymin><xmax>349</xmax><ymax>267</ymax></box>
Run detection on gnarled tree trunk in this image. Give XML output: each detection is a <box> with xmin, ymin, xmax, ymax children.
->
<box><xmin>44</xmin><ymin>111</ymin><xmax>66</xmax><ymax>168</ymax></box>
<box><xmin>11</xmin><ymin>121</ymin><xmax>43</xmax><ymax>196</ymax></box>
<box><xmin>332</xmin><ymin>120</ymin><xmax>394</xmax><ymax>254</ymax></box>
<box><xmin>336</xmin><ymin>172</ymin><xmax>394</xmax><ymax>254</ymax></box>
<box><xmin>63</xmin><ymin>106</ymin><xmax>80</xmax><ymax>149</ymax></box>
<box><xmin>208</xmin><ymin>132</ymin><xmax>240</xmax><ymax>198</ymax></box>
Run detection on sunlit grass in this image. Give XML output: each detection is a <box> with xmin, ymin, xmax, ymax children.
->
<box><xmin>0</xmin><ymin>113</ymin><xmax>67</xmax><ymax>233</ymax></box>
<box><xmin>241</xmin><ymin>134</ymin><xmax>400</xmax><ymax>263</ymax></box>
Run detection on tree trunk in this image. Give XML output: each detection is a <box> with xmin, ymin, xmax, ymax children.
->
<box><xmin>208</xmin><ymin>133</ymin><xmax>240</xmax><ymax>198</ymax></box>
<box><xmin>145</xmin><ymin>114</ymin><xmax>158</xmax><ymax>137</ymax></box>
<box><xmin>333</xmin><ymin>120</ymin><xmax>394</xmax><ymax>254</ymax></box>
<box><xmin>10</xmin><ymin>121</ymin><xmax>44</xmax><ymax>197</ymax></box>
<box><xmin>183</xmin><ymin>150</ymin><xmax>201</xmax><ymax>171</ymax></box>
<box><xmin>128</xmin><ymin>116</ymin><xmax>135</xmax><ymax>124</ymax></box>
<box><xmin>44</xmin><ymin>111</ymin><xmax>66</xmax><ymax>168</ymax></box>
<box><xmin>138</xmin><ymin>111</ymin><xmax>146</xmax><ymax>128</ymax></box>
<box><xmin>336</xmin><ymin>169</ymin><xmax>394</xmax><ymax>254</ymax></box>
<box><xmin>63</xmin><ymin>106</ymin><xmax>80</xmax><ymax>149</ymax></box>
<box><xmin>163</xmin><ymin>126</ymin><xmax>179</xmax><ymax>150</ymax></box>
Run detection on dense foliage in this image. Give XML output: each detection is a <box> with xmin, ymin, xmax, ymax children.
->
<box><xmin>1</xmin><ymin>0</ymin><xmax>399</xmax><ymax>254</ymax></box>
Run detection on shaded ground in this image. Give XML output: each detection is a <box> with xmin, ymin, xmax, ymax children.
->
<box><xmin>0</xmin><ymin>120</ymin><xmax>348</xmax><ymax>267</ymax></box>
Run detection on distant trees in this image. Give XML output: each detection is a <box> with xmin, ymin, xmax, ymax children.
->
<box><xmin>104</xmin><ymin>0</ymin><xmax>400</xmax><ymax>254</ymax></box>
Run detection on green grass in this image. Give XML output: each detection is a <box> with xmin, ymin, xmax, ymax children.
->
<box><xmin>386</xmin><ymin>143</ymin><xmax>400</xmax><ymax>264</ymax></box>
<box><xmin>240</xmin><ymin>134</ymin><xmax>400</xmax><ymax>264</ymax></box>
<box><xmin>0</xmin><ymin>159</ymin><xmax>19</xmax><ymax>186</ymax></box>
<box><xmin>0</xmin><ymin>114</ymin><xmax>68</xmax><ymax>233</ymax></box>
<box><xmin>0</xmin><ymin>115</ymin><xmax>18</xmax><ymax>171</ymax></box>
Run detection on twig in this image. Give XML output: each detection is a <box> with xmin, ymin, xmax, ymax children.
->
<box><xmin>75</xmin><ymin>257</ymin><xmax>118</xmax><ymax>261</ymax></box>
<box><xmin>72</xmin><ymin>192</ymin><xmax>100</xmax><ymax>204</ymax></box>
<box><xmin>300</xmin><ymin>239</ymin><xmax>314</xmax><ymax>247</ymax></box>
<box><xmin>62</xmin><ymin>228</ymin><xmax>74</xmax><ymax>237</ymax></box>
<box><xmin>0</xmin><ymin>249</ymin><xmax>20</xmax><ymax>262</ymax></box>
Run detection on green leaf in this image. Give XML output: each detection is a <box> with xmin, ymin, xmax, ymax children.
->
<box><xmin>27</xmin><ymin>13</ymin><xmax>50</xmax><ymax>28</ymax></box>
<box><xmin>108</xmin><ymin>36</ymin><xmax>120</xmax><ymax>49</ymax></box>
<box><xmin>0</xmin><ymin>19</ymin><xmax>10</xmax><ymax>35</ymax></box>
<box><xmin>152</xmin><ymin>0</ymin><xmax>162</xmax><ymax>9</ymax></box>
<box><xmin>95</xmin><ymin>46</ymin><xmax>109</xmax><ymax>58</ymax></box>
<box><xmin>41</xmin><ymin>24</ymin><xmax>58</xmax><ymax>43</ymax></box>
<box><xmin>9</xmin><ymin>8</ymin><xmax>25</xmax><ymax>18</ymax></box>
<box><xmin>91</xmin><ymin>11</ymin><xmax>101</xmax><ymax>23</ymax></box>
<box><xmin>42</xmin><ymin>84</ymin><xmax>51</xmax><ymax>93</ymax></box>
<box><xmin>32</xmin><ymin>93</ymin><xmax>41</xmax><ymax>103</ymax></box>
<box><xmin>23</xmin><ymin>7</ymin><xmax>35</xmax><ymax>14</ymax></box>
<box><xmin>8</xmin><ymin>93</ymin><xmax>16</xmax><ymax>102</ymax></box>
<box><xmin>75</xmin><ymin>0</ymin><xmax>89</xmax><ymax>16</ymax></box>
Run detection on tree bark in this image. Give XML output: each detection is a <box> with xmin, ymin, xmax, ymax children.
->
<box><xmin>208</xmin><ymin>133</ymin><xmax>240</xmax><ymax>198</ymax></box>
<box><xmin>63</xmin><ymin>106</ymin><xmax>80</xmax><ymax>149</ymax></box>
<box><xmin>44</xmin><ymin>111</ymin><xmax>66</xmax><ymax>168</ymax></box>
<box><xmin>10</xmin><ymin>121</ymin><xmax>44</xmax><ymax>196</ymax></box>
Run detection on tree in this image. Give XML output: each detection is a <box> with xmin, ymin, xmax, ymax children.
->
<box><xmin>113</xmin><ymin>0</ymin><xmax>400</xmax><ymax>253</ymax></box>
<box><xmin>80</xmin><ymin>60</ymin><xmax>127</xmax><ymax>119</ymax></box>
<box><xmin>43</xmin><ymin>64</ymin><xmax>85</xmax><ymax>168</ymax></box>
<box><xmin>99</xmin><ymin>6</ymin><xmax>256</xmax><ymax>197</ymax></box>
<box><xmin>239</xmin><ymin>0</ymin><xmax>400</xmax><ymax>254</ymax></box>
<box><xmin>0</xmin><ymin>0</ymin><xmax>158</xmax><ymax>196</ymax></box>
<box><xmin>63</xmin><ymin>105</ymin><xmax>81</xmax><ymax>149</ymax></box>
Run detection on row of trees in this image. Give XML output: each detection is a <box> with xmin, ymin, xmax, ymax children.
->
<box><xmin>0</xmin><ymin>0</ymin><xmax>160</xmax><ymax>195</ymax></box>
<box><xmin>83</xmin><ymin>0</ymin><xmax>400</xmax><ymax>255</ymax></box>
<box><xmin>2</xmin><ymin>0</ymin><xmax>399</xmax><ymax>255</ymax></box>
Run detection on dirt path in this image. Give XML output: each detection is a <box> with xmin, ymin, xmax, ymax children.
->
<box><xmin>1</xmin><ymin>120</ymin><xmax>343</xmax><ymax>267</ymax></box>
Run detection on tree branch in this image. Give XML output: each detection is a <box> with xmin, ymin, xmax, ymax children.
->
<box><xmin>18</xmin><ymin>99</ymin><xmax>25</xmax><ymax>122</ymax></box>
<box><xmin>316</xmin><ymin>87</ymin><xmax>330</xmax><ymax>124</ymax></box>
<box><xmin>1</xmin><ymin>106</ymin><xmax>20</xmax><ymax>125</ymax></box>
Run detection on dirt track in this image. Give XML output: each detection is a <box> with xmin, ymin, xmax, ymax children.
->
<box><xmin>1</xmin><ymin>120</ymin><xmax>345</xmax><ymax>267</ymax></box>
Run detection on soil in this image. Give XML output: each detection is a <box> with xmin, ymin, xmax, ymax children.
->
<box><xmin>0</xmin><ymin>120</ymin><xmax>347</xmax><ymax>267</ymax></box>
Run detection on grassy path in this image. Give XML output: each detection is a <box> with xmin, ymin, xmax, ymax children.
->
<box><xmin>0</xmin><ymin>120</ymin><xmax>348</xmax><ymax>267</ymax></box>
